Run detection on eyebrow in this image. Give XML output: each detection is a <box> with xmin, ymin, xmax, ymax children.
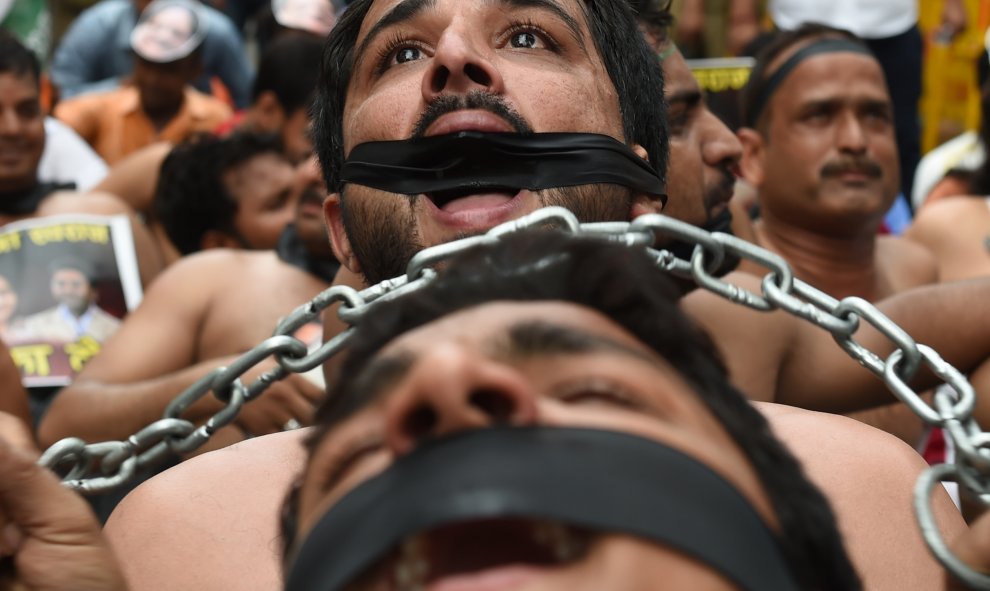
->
<box><xmin>354</xmin><ymin>0</ymin><xmax>587</xmax><ymax>70</ymax></box>
<box><xmin>333</xmin><ymin>319</ymin><xmax>656</xmax><ymax>420</ymax></box>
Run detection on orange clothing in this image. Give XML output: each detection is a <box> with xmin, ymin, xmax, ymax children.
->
<box><xmin>53</xmin><ymin>85</ymin><xmax>232</xmax><ymax>165</ymax></box>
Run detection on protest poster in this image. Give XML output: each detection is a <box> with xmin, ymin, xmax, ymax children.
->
<box><xmin>0</xmin><ymin>214</ymin><xmax>142</xmax><ymax>387</ymax></box>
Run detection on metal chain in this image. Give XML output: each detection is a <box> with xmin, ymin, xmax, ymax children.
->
<box><xmin>35</xmin><ymin>205</ymin><xmax>990</xmax><ymax>587</ymax></box>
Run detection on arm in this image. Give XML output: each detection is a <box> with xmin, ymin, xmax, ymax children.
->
<box><xmin>686</xmin><ymin>272</ymin><xmax>990</xmax><ymax>413</ymax></box>
<box><xmin>0</xmin><ymin>413</ymin><xmax>127</xmax><ymax>591</ymax></box>
<box><xmin>37</xmin><ymin>255</ymin><xmax>226</xmax><ymax>448</ymax></box>
<box><xmin>0</xmin><ymin>341</ymin><xmax>32</xmax><ymax>439</ymax></box>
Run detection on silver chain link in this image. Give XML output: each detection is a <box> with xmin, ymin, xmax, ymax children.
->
<box><xmin>35</xmin><ymin>205</ymin><xmax>990</xmax><ymax>587</ymax></box>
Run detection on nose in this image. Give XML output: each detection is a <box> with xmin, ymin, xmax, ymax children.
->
<box><xmin>422</xmin><ymin>26</ymin><xmax>505</xmax><ymax>101</ymax></box>
<box><xmin>384</xmin><ymin>344</ymin><xmax>539</xmax><ymax>455</ymax></box>
<box><xmin>0</xmin><ymin>108</ymin><xmax>21</xmax><ymax>137</ymax></box>
<box><xmin>299</xmin><ymin>156</ymin><xmax>325</xmax><ymax>187</ymax></box>
<box><xmin>835</xmin><ymin>111</ymin><xmax>868</xmax><ymax>154</ymax></box>
<box><xmin>700</xmin><ymin>109</ymin><xmax>742</xmax><ymax>169</ymax></box>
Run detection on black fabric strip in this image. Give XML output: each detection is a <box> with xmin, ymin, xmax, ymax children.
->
<box><xmin>0</xmin><ymin>181</ymin><xmax>76</xmax><ymax>215</ymax></box>
<box><xmin>285</xmin><ymin>427</ymin><xmax>798</xmax><ymax>591</ymax></box>
<box><xmin>746</xmin><ymin>39</ymin><xmax>873</xmax><ymax>127</ymax></box>
<box><xmin>340</xmin><ymin>132</ymin><xmax>666</xmax><ymax>206</ymax></box>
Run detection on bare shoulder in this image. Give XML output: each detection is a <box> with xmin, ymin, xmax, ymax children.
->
<box><xmin>36</xmin><ymin>190</ymin><xmax>135</xmax><ymax>217</ymax></box>
<box><xmin>908</xmin><ymin>197</ymin><xmax>990</xmax><ymax>247</ymax></box>
<box><xmin>105</xmin><ymin>429</ymin><xmax>309</xmax><ymax>591</ymax></box>
<box><xmin>877</xmin><ymin>235</ymin><xmax>938</xmax><ymax>288</ymax></box>
<box><xmin>756</xmin><ymin>403</ymin><xmax>964</xmax><ymax>591</ymax></box>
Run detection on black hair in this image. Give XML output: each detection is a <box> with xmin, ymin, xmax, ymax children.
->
<box><xmin>312</xmin><ymin>0</ymin><xmax>668</xmax><ymax>193</ymax></box>
<box><xmin>739</xmin><ymin>23</ymin><xmax>866</xmax><ymax>131</ymax></box>
<box><xmin>252</xmin><ymin>34</ymin><xmax>325</xmax><ymax>116</ymax></box>
<box><xmin>151</xmin><ymin>131</ymin><xmax>285</xmax><ymax>254</ymax></box>
<box><xmin>284</xmin><ymin>231</ymin><xmax>861</xmax><ymax>591</ymax></box>
<box><xmin>959</xmin><ymin>77</ymin><xmax>990</xmax><ymax>195</ymax></box>
<box><xmin>0</xmin><ymin>30</ymin><xmax>40</xmax><ymax>88</ymax></box>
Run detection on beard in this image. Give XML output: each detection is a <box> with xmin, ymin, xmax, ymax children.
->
<box><xmin>342</xmin><ymin>183</ymin><xmax>633</xmax><ymax>286</ymax></box>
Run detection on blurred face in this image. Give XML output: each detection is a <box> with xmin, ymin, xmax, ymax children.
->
<box><xmin>282</xmin><ymin>107</ymin><xmax>314</xmax><ymax>165</ymax></box>
<box><xmin>328</xmin><ymin>0</ymin><xmax>644</xmax><ymax>284</ymax></box>
<box><xmin>294</xmin><ymin>155</ymin><xmax>333</xmax><ymax>259</ymax></box>
<box><xmin>0</xmin><ymin>275</ymin><xmax>18</xmax><ymax>324</ymax></box>
<box><xmin>133</xmin><ymin>54</ymin><xmax>197</xmax><ymax>119</ymax></box>
<box><xmin>296</xmin><ymin>301</ymin><xmax>776</xmax><ymax>589</ymax></box>
<box><xmin>661</xmin><ymin>49</ymin><xmax>741</xmax><ymax>227</ymax></box>
<box><xmin>744</xmin><ymin>44</ymin><xmax>898</xmax><ymax>230</ymax></box>
<box><xmin>0</xmin><ymin>72</ymin><xmax>44</xmax><ymax>193</ymax></box>
<box><xmin>51</xmin><ymin>268</ymin><xmax>93</xmax><ymax>316</ymax></box>
<box><xmin>223</xmin><ymin>152</ymin><xmax>298</xmax><ymax>250</ymax></box>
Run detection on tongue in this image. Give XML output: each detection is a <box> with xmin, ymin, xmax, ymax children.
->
<box><xmin>441</xmin><ymin>193</ymin><xmax>514</xmax><ymax>213</ymax></box>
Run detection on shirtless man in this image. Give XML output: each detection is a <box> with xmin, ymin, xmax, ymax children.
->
<box><xmin>100</xmin><ymin>0</ymin><xmax>976</xmax><ymax>588</ymax></box>
<box><xmin>37</xmin><ymin>157</ymin><xmax>336</xmax><ymax>450</ymax></box>
<box><xmin>0</xmin><ymin>31</ymin><xmax>162</xmax><ymax>287</ymax></box>
<box><xmin>100</xmin><ymin>233</ymin><xmax>962</xmax><ymax>591</ymax></box>
<box><xmin>736</xmin><ymin>24</ymin><xmax>936</xmax><ymax>302</ymax></box>
<box><xmin>150</xmin><ymin>132</ymin><xmax>300</xmax><ymax>265</ymax></box>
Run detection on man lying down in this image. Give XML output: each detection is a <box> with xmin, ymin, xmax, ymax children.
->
<box><xmin>6</xmin><ymin>229</ymin><xmax>981</xmax><ymax>590</ymax></box>
<box><xmin>277</xmin><ymin>230</ymin><xmax>859</xmax><ymax>591</ymax></box>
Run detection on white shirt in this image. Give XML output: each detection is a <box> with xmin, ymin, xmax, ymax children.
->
<box><xmin>38</xmin><ymin>117</ymin><xmax>109</xmax><ymax>192</ymax></box>
<box><xmin>769</xmin><ymin>0</ymin><xmax>917</xmax><ymax>39</ymax></box>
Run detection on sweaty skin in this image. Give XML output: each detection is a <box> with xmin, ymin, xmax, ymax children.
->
<box><xmin>735</xmin><ymin>35</ymin><xmax>938</xmax><ymax>444</ymax></box>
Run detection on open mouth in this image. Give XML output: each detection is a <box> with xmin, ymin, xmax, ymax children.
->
<box><xmin>425</xmin><ymin>187</ymin><xmax>521</xmax><ymax>211</ymax></box>
<box><xmin>373</xmin><ymin>518</ymin><xmax>594</xmax><ymax>591</ymax></box>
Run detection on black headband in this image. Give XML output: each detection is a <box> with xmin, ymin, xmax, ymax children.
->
<box><xmin>340</xmin><ymin>132</ymin><xmax>667</xmax><ymax>206</ymax></box>
<box><xmin>285</xmin><ymin>427</ymin><xmax>798</xmax><ymax>591</ymax></box>
<box><xmin>745</xmin><ymin>38</ymin><xmax>873</xmax><ymax>127</ymax></box>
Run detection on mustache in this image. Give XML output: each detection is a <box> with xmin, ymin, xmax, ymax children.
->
<box><xmin>820</xmin><ymin>157</ymin><xmax>882</xmax><ymax>179</ymax></box>
<box><xmin>411</xmin><ymin>90</ymin><xmax>534</xmax><ymax>138</ymax></box>
<box><xmin>298</xmin><ymin>186</ymin><xmax>325</xmax><ymax>207</ymax></box>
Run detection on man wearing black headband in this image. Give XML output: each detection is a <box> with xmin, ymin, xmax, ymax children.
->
<box><xmin>734</xmin><ymin>24</ymin><xmax>940</xmax><ymax>444</ymax></box>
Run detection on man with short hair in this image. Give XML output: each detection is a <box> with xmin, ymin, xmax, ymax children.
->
<box><xmin>54</xmin><ymin>0</ymin><xmax>232</xmax><ymax>165</ymax></box>
<box><xmin>149</xmin><ymin>132</ymin><xmax>300</xmax><ymax>265</ymax></box>
<box><xmin>733</xmin><ymin>24</ymin><xmax>938</xmax><ymax>443</ymax></box>
<box><xmin>9</xmin><ymin>259</ymin><xmax>121</xmax><ymax>344</ymax></box>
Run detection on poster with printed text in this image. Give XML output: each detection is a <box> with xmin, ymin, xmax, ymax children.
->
<box><xmin>0</xmin><ymin>215</ymin><xmax>143</xmax><ymax>387</ymax></box>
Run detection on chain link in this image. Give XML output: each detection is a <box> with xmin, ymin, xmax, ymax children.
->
<box><xmin>35</xmin><ymin>205</ymin><xmax>990</xmax><ymax>587</ymax></box>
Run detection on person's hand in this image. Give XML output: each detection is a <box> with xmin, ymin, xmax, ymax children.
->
<box><xmin>938</xmin><ymin>0</ymin><xmax>967</xmax><ymax>42</ymax></box>
<box><xmin>0</xmin><ymin>412</ymin><xmax>126</xmax><ymax>591</ymax></box>
<box><xmin>232</xmin><ymin>363</ymin><xmax>324</xmax><ymax>436</ymax></box>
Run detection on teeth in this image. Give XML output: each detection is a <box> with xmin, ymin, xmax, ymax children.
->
<box><xmin>395</xmin><ymin>536</ymin><xmax>428</xmax><ymax>591</ymax></box>
<box><xmin>532</xmin><ymin>521</ymin><xmax>583</xmax><ymax>562</ymax></box>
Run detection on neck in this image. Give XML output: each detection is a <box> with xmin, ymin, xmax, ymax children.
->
<box><xmin>144</xmin><ymin>100</ymin><xmax>183</xmax><ymax>132</ymax></box>
<box><xmin>755</xmin><ymin>208</ymin><xmax>881</xmax><ymax>300</ymax></box>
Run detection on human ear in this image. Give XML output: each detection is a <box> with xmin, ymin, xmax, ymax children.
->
<box><xmin>324</xmin><ymin>193</ymin><xmax>361</xmax><ymax>273</ymax></box>
<box><xmin>736</xmin><ymin>128</ymin><xmax>765</xmax><ymax>188</ymax></box>
<box><xmin>628</xmin><ymin>144</ymin><xmax>664</xmax><ymax>218</ymax></box>
<box><xmin>255</xmin><ymin>91</ymin><xmax>285</xmax><ymax>132</ymax></box>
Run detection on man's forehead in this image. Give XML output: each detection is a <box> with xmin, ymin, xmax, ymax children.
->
<box><xmin>662</xmin><ymin>49</ymin><xmax>700</xmax><ymax>97</ymax></box>
<box><xmin>770</xmin><ymin>50</ymin><xmax>888</xmax><ymax>107</ymax></box>
<box><xmin>356</xmin><ymin>0</ymin><xmax>589</xmax><ymax>42</ymax></box>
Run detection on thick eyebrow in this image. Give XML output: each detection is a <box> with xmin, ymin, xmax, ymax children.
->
<box><xmin>354</xmin><ymin>0</ymin><xmax>587</xmax><ymax>71</ymax></box>
<box><xmin>502</xmin><ymin>320</ymin><xmax>657</xmax><ymax>364</ymax></box>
